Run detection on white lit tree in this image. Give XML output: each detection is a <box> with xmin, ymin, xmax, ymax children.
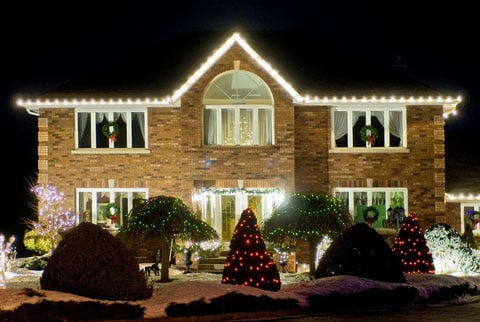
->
<box><xmin>424</xmin><ymin>223</ymin><xmax>480</xmax><ymax>275</ymax></box>
<box><xmin>26</xmin><ymin>183</ymin><xmax>76</xmax><ymax>255</ymax></box>
<box><xmin>0</xmin><ymin>234</ymin><xmax>6</xmax><ymax>289</ymax></box>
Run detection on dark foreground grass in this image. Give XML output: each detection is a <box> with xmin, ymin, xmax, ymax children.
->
<box><xmin>1</xmin><ymin>281</ymin><xmax>478</xmax><ymax>321</ymax></box>
<box><xmin>0</xmin><ymin>300</ymin><xmax>144</xmax><ymax>322</ymax></box>
<box><xmin>165</xmin><ymin>291</ymin><xmax>299</xmax><ymax>317</ymax></box>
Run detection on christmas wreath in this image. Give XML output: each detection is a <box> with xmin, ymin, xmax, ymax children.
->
<box><xmin>102</xmin><ymin>122</ymin><xmax>120</xmax><ymax>142</ymax></box>
<box><xmin>363</xmin><ymin>206</ymin><xmax>379</xmax><ymax>225</ymax></box>
<box><xmin>103</xmin><ymin>203</ymin><xmax>120</xmax><ymax>218</ymax></box>
<box><xmin>469</xmin><ymin>210</ymin><xmax>480</xmax><ymax>227</ymax></box>
<box><xmin>360</xmin><ymin>125</ymin><xmax>378</xmax><ymax>145</ymax></box>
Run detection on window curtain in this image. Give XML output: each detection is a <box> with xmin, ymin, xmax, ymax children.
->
<box><xmin>389</xmin><ymin>111</ymin><xmax>402</xmax><ymax>144</ymax></box>
<box><xmin>371</xmin><ymin>111</ymin><xmax>385</xmax><ymax>128</ymax></box>
<box><xmin>78</xmin><ymin>113</ymin><xmax>90</xmax><ymax>143</ymax></box>
<box><xmin>239</xmin><ymin>109</ymin><xmax>253</xmax><ymax>144</ymax></box>
<box><xmin>113</xmin><ymin>112</ymin><xmax>127</xmax><ymax>123</ymax></box>
<box><xmin>334</xmin><ymin>111</ymin><xmax>348</xmax><ymax>140</ymax></box>
<box><xmin>222</xmin><ymin>109</ymin><xmax>235</xmax><ymax>145</ymax></box>
<box><xmin>133</xmin><ymin>112</ymin><xmax>145</xmax><ymax>142</ymax></box>
<box><xmin>258</xmin><ymin>109</ymin><xmax>272</xmax><ymax>145</ymax></box>
<box><xmin>334</xmin><ymin>111</ymin><xmax>361</xmax><ymax>140</ymax></box>
<box><xmin>96</xmin><ymin>112</ymin><xmax>107</xmax><ymax>124</ymax></box>
<box><xmin>204</xmin><ymin>109</ymin><xmax>217</xmax><ymax>145</ymax></box>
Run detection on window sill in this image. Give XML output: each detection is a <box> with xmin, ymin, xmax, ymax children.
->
<box><xmin>201</xmin><ymin>145</ymin><xmax>278</xmax><ymax>150</ymax></box>
<box><xmin>72</xmin><ymin>148</ymin><xmax>151</xmax><ymax>155</ymax></box>
<box><xmin>329</xmin><ymin>147</ymin><xmax>410</xmax><ymax>154</ymax></box>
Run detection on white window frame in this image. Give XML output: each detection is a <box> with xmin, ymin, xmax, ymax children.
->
<box><xmin>460</xmin><ymin>202</ymin><xmax>480</xmax><ymax>235</ymax></box>
<box><xmin>333</xmin><ymin>187</ymin><xmax>408</xmax><ymax>221</ymax></box>
<box><xmin>198</xmin><ymin>188</ymin><xmax>283</xmax><ymax>240</ymax></box>
<box><xmin>204</xmin><ymin>105</ymin><xmax>274</xmax><ymax>146</ymax></box>
<box><xmin>76</xmin><ymin>188</ymin><xmax>148</xmax><ymax>224</ymax></box>
<box><xmin>75</xmin><ymin>109</ymin><xmax>148</xmax><ymax>149</ymax></box>
<box><xmin>331</xmin><ymin>105</ymin><xmax>406</xmax><ymax>149</ymax></box>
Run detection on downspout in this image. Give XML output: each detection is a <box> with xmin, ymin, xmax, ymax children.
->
<box><xmin>26</xmin><ymin>108</ymin><xmax>39</xmax><ymax>117</ymax></box>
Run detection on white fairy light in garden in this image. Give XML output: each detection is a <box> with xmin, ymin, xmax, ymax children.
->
<box><xmin>30</xmin><ymin>184</ymin><xmax>76</xmax><ymax>254</ymax></box>
<box><xmin>0</xmin><ymin>234</ymin><xmax>6</xmax><ymax>289</ymax></box>
<box><xmin>315</xmin><ymin>235</ymin><xmax>333</xmax><ymax>265</ymax></box>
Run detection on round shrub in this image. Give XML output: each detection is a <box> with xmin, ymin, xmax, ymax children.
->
<box><xmin>314</xmin><ymin>223</ymin><xmax>406</xmax><ymax>283</ymax></box>
<box><xmin>23</xmin><ymin>229</ymin><xmax>55</xmax><ymax>255</ymax></box>
<box><xmin>424</xmin><ymin>223</ymin><xmax>480</xmax><ymax>274</ymax></box>
<box><xmin>40</xmin><ymin>222</ymin><xmax>153</xmax><ymax>301</ymax></box>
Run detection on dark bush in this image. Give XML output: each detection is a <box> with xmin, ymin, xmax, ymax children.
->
<box><xmin>307</xmin><ymin>286</ymin><xmax>418</xmax><ymax>312</ymax></box>
<box><xmin>165</xmin><ymin>291</ymin><xmax>299</xmax><ymax>317</ymax></box>
<box><xmin>0</xmin><ymin>300</ymin><xmax>144</xmax><ymax>322</ymax></box>
<box><xmin>40</xmin><ymin>222</ymin><xmax>153</xmax><ymax>301</ymax></box>
<box><xmin>314</xmin><ymin>223</ymin><xmax>406</xmax><ymax>283</ymax></box>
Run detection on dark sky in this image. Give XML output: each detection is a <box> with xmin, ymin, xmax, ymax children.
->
<box><xmin>2</xmin><ymin>0</ymin><xmax>479</xmax><ymax>243</ymax></box>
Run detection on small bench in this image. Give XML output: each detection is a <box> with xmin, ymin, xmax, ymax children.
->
<box><xmin>144</xmin><ymin>263</ymin><xmax>159</xmax><ymax>276</ymax></box>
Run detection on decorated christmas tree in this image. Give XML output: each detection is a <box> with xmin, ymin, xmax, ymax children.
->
<box><xmin>391</xmin><ymin>213</ymin><xmax>435</xmax><ymax>274</ymax></box>
<box><xmin>221</xmin><ymin>208</ymin><xmax>281</xmax><ymax>291</ymax></box>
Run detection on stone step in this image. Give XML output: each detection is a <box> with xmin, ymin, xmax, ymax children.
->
<box><xmin>197</xmin><ymin>256</ymin><xmax>227</xmax><ymax>273</ymax></box>
<box><xmin>197</xmin><ymin>263</ymin><xmax>225</xmax><ymax>272</ymax></box>
<box><xmin>199</xmin><ymin>257</ymin><xmax>226</xmax><ymax>265</ymax></box>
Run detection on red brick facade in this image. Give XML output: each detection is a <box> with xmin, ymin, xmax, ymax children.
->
<box><xmin>32</xmin><ymin>37</ymin><xmax>460</xmax><ymax>252</ymax></box>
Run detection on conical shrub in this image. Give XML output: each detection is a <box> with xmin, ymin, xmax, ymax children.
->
<box><xmin>315</xmin><ymin>223</ymin><xmax>406</xmax><ymax>283</ymax></box>
<box><xmin>40</xmin><ymin>222</ymin><xmax>153</xmax><ymax>300</ymax></box>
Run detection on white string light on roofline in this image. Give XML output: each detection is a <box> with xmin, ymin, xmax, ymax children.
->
<box><xmin>15</xmin><ymin>32</ymin><xmax>462</xmax><ymax>118</ymax></box>
<box><xmin>16</xmin><ymin>95</ymin><xmax>461</xmax><ymax>119</ymax></box>
<box><xmin>446</xmin><ymin>193</ymin><xmax>480</xmax><ymax>201</ymax></box>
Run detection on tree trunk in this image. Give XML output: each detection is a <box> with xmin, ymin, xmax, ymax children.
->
<box><xmin>160</xmin><ymin>240</ymin><xmax>171</xmax><ymax>282</ymax></box>
<box><xmin>308</xmin><ymin>239</ymin><xmax>316</xmax><ymax>276</ymax></box>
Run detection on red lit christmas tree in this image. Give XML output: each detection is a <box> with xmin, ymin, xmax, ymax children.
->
<box><xmin>221</xmin><ymin>208</ymin><xmax>281</xmax><ymax>291</ymax></box>
<box><xmin>391</xmin><ymin>212</ymin><xmax>435</xmax><ymax>274</ymax></box>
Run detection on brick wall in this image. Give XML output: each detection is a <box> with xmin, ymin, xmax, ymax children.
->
<box><xmin>36</xmin><ymin>43</ymin><xmax>450</xmax><ymax>258</ymax></box>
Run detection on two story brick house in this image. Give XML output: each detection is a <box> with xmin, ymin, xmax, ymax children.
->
<box><xmin>16</xmin><ymin>30</ymin><xmax>466</xmax><ymax>245</ymax></box>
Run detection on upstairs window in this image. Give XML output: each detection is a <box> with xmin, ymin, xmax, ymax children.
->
<box><xmin>203</xmin><ymin>70</ymin><xmax>274</xmax><ymax>146</ymax></box>
<box><xmin>332</xmin><ymin>107</ymin><xmax>405</xmax><ymax>148</ymax></box>
<box><xmin>76</xmin><ymin>110</ymin><xmax>146</xmax><ymax>148</ymax></box>
<box><xmin>204</xmin><ymin>105</ymin><xmax>273</xmax><ymax>145</ymax></box>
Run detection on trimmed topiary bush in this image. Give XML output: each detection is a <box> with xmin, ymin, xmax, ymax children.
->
<box><xmin>314</xmin><ymin>223</ymin><xmax>406</xmax><ymax>283</ymax></box>
<box><xmin>40</xmin><ymin>222</ymin><xmax>153</xmax><ymax>301</ymax></box>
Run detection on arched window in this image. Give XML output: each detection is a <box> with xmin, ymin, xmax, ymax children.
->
<box><xmin>203</xmin><ymin>70</ymin><xmax>274</xmax><ymax>145</ymax></box>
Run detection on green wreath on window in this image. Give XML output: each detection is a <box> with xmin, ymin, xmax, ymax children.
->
<box><xmin>360</xmin><ymin>125</ymin><xmax>378</xmax><ymax>145</ymax></box>
<box><xmin>103</xmin><ymin>203</ymin><xmax>120</xmax><ymax>218</ymax></box>
<box><xmin>363</xmin><ymin>206</ymin><xmax>379</xmax><ymax>225</ymax></box>
<box><xmin>102</xmin><ymin>122</ymin><xmax>120</xmax><ymax>142</ymax></box>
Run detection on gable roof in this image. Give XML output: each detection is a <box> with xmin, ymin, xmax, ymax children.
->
<box><xmin>17</xmin><ymin>30</ymin><xmax>461</xmax><ymax>113</ymax></box>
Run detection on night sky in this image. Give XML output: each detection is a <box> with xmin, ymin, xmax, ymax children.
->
<box><xmin>2</xmin><ymin>1</ymin><xmax>479</xmax><ymax>252</ymax></box>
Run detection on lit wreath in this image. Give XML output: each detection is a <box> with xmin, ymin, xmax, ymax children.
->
<box><xmin>103</xmin><ymin>203</ymin><xmax>120</xmax><ymax>218</ymax></box>
<box><xmin>363</xmin><ymin>206</ymin><xmax>379</xmax><ymax>225</ymax></box>
<box><xmin>102</xmin><ymin>122</ymin><xmax>120</xmax><ymax>142</ymax></box>
<box><xmin>360</xmin><ymin>125</ymin><xmax>378</xmax><ymax>145</ymax></box>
